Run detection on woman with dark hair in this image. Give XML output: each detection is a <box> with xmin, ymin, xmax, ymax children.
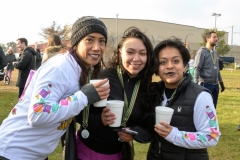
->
<box><xmin>147</xmin><ymin>38</ymin><xmax>221</xmax><ymax>160</ymax></box>
<box><xmin>74</xmin><ymin>27</ymin><xmax>158</xmax><ymax>160</ymax></box>
<box><xmin>0</xmin><ymin>16</ymin><xmax>110</xmax><ymax>160</ymax></box>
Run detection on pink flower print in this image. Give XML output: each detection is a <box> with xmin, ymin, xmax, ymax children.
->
<box><xmin>39</xmin><ymin>89</ymin><xmax>49</xmax><ymax>98</ymax></box>
<box><xmin>60</xmin><ymin>99</ymin><xmax>69</xmax><ymax>106</ymax></box>
<box><xmin>43</xmin><ymin>104</ymin><xmax>52</xmax><ymax>113</ymax></box>
<box><xmin>33</xmin><ymin>104</ymin><xmax>44</xmax><ymax>114</ymax></box>
<box><xmin>210</xmin><ymin>128</ymin><xmax>219</xmax><ymax>139</ymax></box>
<box><xmin>11</xmin><ymin>108</ymin><xmax>17</xmax><ymax>115</ymax></box>
<box><xmin>188</xmin><ymin>133</ymin><xmax>196</xmax><ymax>141</ymax></box>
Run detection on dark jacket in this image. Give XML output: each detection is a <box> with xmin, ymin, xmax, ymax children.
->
<box><xmin>14</xmin><ymin>47</ymin><xmax>36</xmax><ymax>88</ymax></box>
<box><xmin>147</xmin><ymin>73</ymin><xmax>210</xmax><ymax>160</ymax></box>
<box><xmin>35</xmin><ymin>49</ymin><xmax>42</xmax><ymax>69</ymax></box>
<box><xmin>74</xmin><ymin>68</ymin><xmax>153</xmax><ymax>156</ymax></box>
<box><xmin>0</xmin><ymin>46</ymin><xmax>7</xmax><ymax>70</ymax></box>
<box><xmin>6</xmin><ymin>53</ymin><xmax>17</xmax><ymax>70</ymax></box>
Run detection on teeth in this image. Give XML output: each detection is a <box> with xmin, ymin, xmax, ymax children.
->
<box><xmin>90</xmin><ymin>54</ymin><xmax>99</xmax><ymax>58</ymax></box>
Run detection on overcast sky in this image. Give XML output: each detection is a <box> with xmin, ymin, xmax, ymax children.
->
<box><xmin>1</xmin><ymin>0</ymin><xmax>240</xmax><ymax>46</ymax></box>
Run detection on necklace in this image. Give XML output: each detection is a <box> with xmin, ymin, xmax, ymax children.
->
<box><xmin>81</xmin><ymin>68</ymin><xmax>92</xmax><ymax>139</ymax></box>
<box><xmin>210</xmin><ymin>50</ymin><xmax>217</xmax><ymax>69</ymax></box>
<box><xmin>117</xmin><ymin>66</ymin><xmax>140</xmax><ymax>127</ymax></box>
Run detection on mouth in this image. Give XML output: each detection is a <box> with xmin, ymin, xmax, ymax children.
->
<box><xmin>130</xmin><ymin>64</ymin><xmax>141</xmax><ymax>69</ymax></box>
<box><xmin>165</xmin><ymin>72</ymin><xmax>175</xmax><ymax>76</ymax></box>
<box><xmin>89</xmin><ymin>54</ymin><xmax>100</xmax><ymax>59</ymax></box>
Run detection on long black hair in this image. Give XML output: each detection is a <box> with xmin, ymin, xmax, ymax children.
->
<box><xmin>107</xmin><ymin>27</ymin><xmax>158</xmax><ymax>111</ymax></box>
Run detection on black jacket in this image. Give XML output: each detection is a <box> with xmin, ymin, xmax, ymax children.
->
<box><xmin>14</xmin><ymin>47</ymin><xmax>36</xmax><ymax>88</ymax></box>
<box><xmin>74</xmin><ymin>68</ymin><xmax>153</xmax><ymax>155</ymax></box>
<box><xmin>6</xmin><ymin>54</ymin><xmax>17</xmax><ymax>70</ymax></box>
<box><xmin>0</xmin><ymin>46</ymin><xmax>7</xmax><ymax>70</ymax></box>
<box><xmin>35</xmin><ymin>49</ymin><xmax>42</xmax><ymax>69</ymax></box>
<box><xmin>147</xmin><ymin>73</ymin><xmax>210</xmax><ymax>160</ymax></box>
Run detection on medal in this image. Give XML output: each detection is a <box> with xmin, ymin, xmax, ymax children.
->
<box><xmin>81</xmin><ymin>68</ymin><xmax>92</xmax><ymax>139</ymax></box>
<box><xmin>214</xmin><ymin>66</ymin><xmax>217</xmax><ymax>69</ymax></box>
<box><xmin>81</xmin><ymin>129</ymin><xmax>89</xmax><ymax>139</ymax></box>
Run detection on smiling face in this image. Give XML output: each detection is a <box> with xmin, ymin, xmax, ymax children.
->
<box><xmin>158</xmin><ymin>47</ymin><xmax>185</xmax><ymax>89</ymax></box>
<box><xmin>76</xmin><ymin>33</ymin><xmax>106</xmax><ymax>69</ymax></box>
<box><xmin>119</xmin><ymin>38</ymin><xmax>147</xmax><ymax>78</ymax></box>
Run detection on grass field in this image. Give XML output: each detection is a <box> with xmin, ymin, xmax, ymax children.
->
<box><xmin>0</xmin><ymin>69</ymin><xmax>240</xmax><ymax>160</ymax></box>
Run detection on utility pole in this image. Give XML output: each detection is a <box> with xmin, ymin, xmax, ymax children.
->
<box><xmin>231</xmin><ymin>26</ymin><xmax>234</xmax><ymax>46</ymax></box>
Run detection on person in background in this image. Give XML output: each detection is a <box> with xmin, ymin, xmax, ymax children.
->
<box><xmin>188</xmin><ymin>59</ymin><xmax>194</xmax><ymax>81</ymax></box>
<box><xmin>14</xmin><ymin>38</ymin><xmax>36</xmax><ymax>98</ymax></box>
<box><xmin>147</xmin><ymin>38</ymin><xmax>220</xmax><ymax>160</ymax></box>
<box><xmin>0</xmin><ymin>46</ymin><xmax>7</xmax><ymax>70</ymax></box>
<box><xmin>35</xmin><ymin>44</ymin><xmax>42</xmax><ymax>70</ymax></box>
<box><xmin>74</xmin><ymin>26</ymin><xmax>158</xmax><ymax>160</ymax></box>
<box><xmin>41</xmin><ymin>34</ymin><xmax>67</xmax><ymax>64</ymax></box>
<box><xmin>0</xmin><ymin>16</ymin><xmax>110</xmax><ymax>160</ymax></box>
<box><xmin>4</xmin><ymin>47</ymin><xmax>16</xmax><ymax>82</ymax></box>
<box><xmin>194</xmin><ymin>31</ymin><xmax>225</xmax><ymax>108</ymax></box>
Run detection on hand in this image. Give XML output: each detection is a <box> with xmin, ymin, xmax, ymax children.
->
<box><xmin>101</xmin><ymin>107</ymin><xmax>116</xmax><ymax>126</ymax></box>
<box><xmin>154</xmin><ymin>121</ymin><xmax>173</xmax><ymax>138</ymax></box>
<box><xmin>118</xmin><ymin>128</ymin><xmax>133</xmax><ymax>142</ymax></box>
<box><xmin>219</xmin><ymin>82</ymin><xmax>225</xmax><ymax>92</ymax></box>
<box><xmin>92</xmin><ymin>78</ymin><xmax>110</xmax><ymax>100</ymax></box>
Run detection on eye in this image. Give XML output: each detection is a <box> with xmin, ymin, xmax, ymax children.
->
<box><xmin>173</xmin><ymin>59</ymin><xmax>180</xmax><ymax>64</ymax></box>
<box><xmin>140</xmin><ymin>52</ymin><xmax>147</xmax><ymax>56</ymax></box>
<box><xmin>86</xmin><ymin>38</ymin><xmax>93</xmax><ymax>42</ymax></box>
<box><xmin>127</xmin><ymin>51</ymin><xmax>133</xmax><ymax>54</ymax></box>
<box><xmin>99</xmin><ymin>39</ymin><xmax>106</xmax><ymax>44</ymax></box>
<box><xmin>159</xmin><ymin>60</ymin><xmax>166</xmax><ymax>65</ymax></box>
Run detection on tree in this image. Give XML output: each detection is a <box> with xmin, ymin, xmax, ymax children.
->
<box><xmin>39</xmin><ymin>21</ymin><xmax>71</xmax><ymax>40</ymax></box>
<box><xmin>103</xmin><ymin>33</ymin><xmax>116</xmax><ymax>64</ymax></box>
<box><xmin>0</xmin><ymin>43</ymin><xmax>7</xmax><ymax>52</ymax></box>
<box><xmin>200</xmin><ymin>29</ymin><xmax>230</xmax><ymax>56</ymax></box>
<box><xmin>6</xmin><ymin>41</ymin><xmax>17</xmax><ymax>53</ymax></box>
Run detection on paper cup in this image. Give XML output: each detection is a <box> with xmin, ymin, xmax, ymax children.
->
<box><xmin>106</xmin><ymin>100</ymin><xmax>124</xmax><ymax>127</ymax></box>
<box><xmin>155</xmin><ymin>106</ymin><xmax>174</xmax><ymax>126</ymax></box>
<box><xmin>90</xmin><ymin>79</ymin><xmax>109</xmax><ymax>107</ymax></box>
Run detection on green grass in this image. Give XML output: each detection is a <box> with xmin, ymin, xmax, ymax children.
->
<box><xmin>0</xmin><ymin>70</ymin><xmax>240</xmax><ymax>160</ymax></box>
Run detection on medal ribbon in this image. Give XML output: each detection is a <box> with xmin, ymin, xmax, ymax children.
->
<box><xmin>117</xmin><ymin>66</ymin><xmax>140</xmax><ymax>127</ymax></box>
<box><xmin>210</xmin><ymin>50</ymin><xmax>216</xmax><ymax>66</ymax></box>
<box><xmin>82</xmin><ymin>68</ymin><xmax>92</xmax><ymax>128</ymax></box>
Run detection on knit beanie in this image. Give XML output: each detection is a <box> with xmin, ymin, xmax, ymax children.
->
<box><xmin>71</xmin><ymin>16</ymin><xmax>108</xmax><ymax>48</ymax></box>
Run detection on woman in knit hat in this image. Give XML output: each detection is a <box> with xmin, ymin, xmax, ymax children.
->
<box><xmin>0</xmin><ymin>16</ymin><xmax>110</xmax><ymax>160</ymax></box>
<box><xmin>74</xmin><ymin>26</ymin><xmax>158</xmax><ymax>160</ymax></box>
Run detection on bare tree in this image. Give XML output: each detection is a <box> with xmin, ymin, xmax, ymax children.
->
<box><xmin>39</xmin><ymin>21</ymin><xmax>71</xmax><ymax>40</ymax></box>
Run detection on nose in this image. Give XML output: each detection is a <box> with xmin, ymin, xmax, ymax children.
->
<box><xmin>132</xmin><ymin>53</ymin><xmax>140</xmax><ymax>61</ymax></box>
<box><xmin>92</xmin><ymin>41</ymin><xmax>100</xmax><ymax>51</ymax></box>
<box><xmin>166</xmin><ymin>61</ymin><xmax>174</xmax><ymax>69</ymax></box>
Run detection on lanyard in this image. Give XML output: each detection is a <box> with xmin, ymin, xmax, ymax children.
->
<box><xmin>82</xmin><ymin>68</ymin><xmax>92</xmax><ymax>128</ymax></box>
<box><xmin>117</xmin><ymin>66</ymin><xmax>140</xmax><ymax>127</ymax></box>
<box><xmin>210</xmin><ymin>50</ymin><xmax>216</xmax><ymax>66</ymax></box>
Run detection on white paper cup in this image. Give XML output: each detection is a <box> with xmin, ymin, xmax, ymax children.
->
<box><xmin>106</xmin><ymin>100</ymin><xmax>124</xmax><ymax>127</ymax></box>
<box><xmin>155</xmin><ymin>106</ymin><xmax>174</xmax><ymax>126</ymax></box>
<box><xmin>90</xmin><ymin>79</ymin><xmax>109</xmax><ymax>107</ymax></box>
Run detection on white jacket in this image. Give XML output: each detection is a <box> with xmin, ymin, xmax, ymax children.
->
<box><xmin>0</xmin><ymin>52</ymin><xmax>88</xmax><ymax>160</ymax></box>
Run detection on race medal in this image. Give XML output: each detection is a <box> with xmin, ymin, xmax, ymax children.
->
<box><xmin>81</xmin><ymin>129</ymin><xmax>89</xmax><ymax>139</ymax></box>
<box><xmin>214</xmin><ymin>66</ymin><xmax>217</xmax><ymax>69</ymax></box>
